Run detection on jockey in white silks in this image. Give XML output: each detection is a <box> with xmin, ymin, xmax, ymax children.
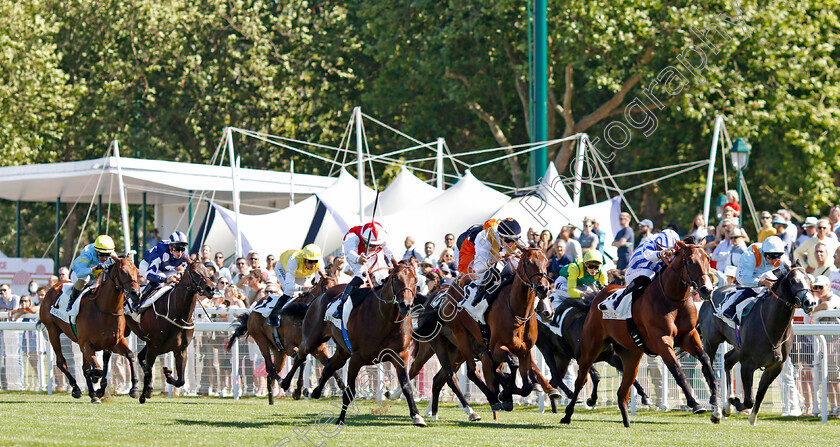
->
<box><xmin>598</xmin><ymin>229</ymin><xmax>680</xmax><ymax>313</ymax></box>
<box><xmin>266</xmin><ymin>244</ymin><xmax>326</xmax><ymax>326</ymax></box>
<box><xmin>333</xmin><ymin>222</ymin><xmax>395</xmax><ymax>318</ymax></box>
<box><xmin>716</xmin><ymin>236</ymin><xmax>788</xmax><ymax>326</ymax></box>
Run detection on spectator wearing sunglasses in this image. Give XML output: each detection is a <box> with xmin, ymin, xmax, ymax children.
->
<box><xmin>212</xmin><ymin>252</ymin><xmax>232</xmax><ymax>283</ymax></box>
<box><xmin>136</xmin><ymin>231</ymin><xmax>189</xmax><ymax>311</ymax></box>
<box><xmin>794</xmin><ymin>219</ymin><xmax>840</xmax><ymax>273</ymax></box>
<box><xmin>811</xmin><ymin>243</ymin><xmax>837</xmax><ymax>278</ymax></box>
<box><xmin>756</xmin><ymin>211</ymin><xmax>776</xmax><ymax>243</ymax></box>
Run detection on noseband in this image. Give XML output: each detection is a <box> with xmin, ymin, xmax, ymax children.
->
<box><xmin>767</xmin><ymin>271</ymin><xmax>807</xmax><ymax>308</ymax></box>
<box><xmin>183</xmin><ymin>266</ymin><xmax>213</xmax><ymax>298</ymax></box>
<box><xmin>515</xmin><ymin>249</ymin><xmax>550</xmax><ymax>293</ymax></box>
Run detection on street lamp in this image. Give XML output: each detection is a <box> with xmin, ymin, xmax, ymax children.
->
<box><xmin>714</xmin><ymin>194</ymin><xmax>727</xmax><ymax>220</ymax></box>
<box><xmin>730</xmin><ymin>138</ymin><xmax>752</xmax><ymax>225</ymax></box>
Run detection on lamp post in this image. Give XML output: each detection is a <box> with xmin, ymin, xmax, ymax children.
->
<box><xmin>714</xmin><ymin>194</ymin><xmax>727</xmax><ymax>221</ymax></box>
<box><xmin>730</xmin><ymin>138</ymin><xmax>752</xmax><ymax>225</ymax></box>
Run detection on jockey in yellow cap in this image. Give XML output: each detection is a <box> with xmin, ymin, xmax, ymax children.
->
<box><xmin>56</xmin><ymin>235</ymin><xmax>118</xmax><ymax>311</ymax></box>
<box><xmin>266</xmin><ymin>244</ymin><xmax>326</xmax><ymax>326</ymax></box>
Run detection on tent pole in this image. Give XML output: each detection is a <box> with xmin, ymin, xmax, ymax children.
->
<box><xmin>141</xmin><ymin>192</ymin><xmax>147</xmax><ymax>253</ymax></box>
<box><xmin>436</xmin><ymin>138</ymin><xmax>444</xmax><ymax>190</ymax></box>
<box><xmin>113</xmin><ymin>140</ymin><xmax>132</xmax><ymax>255</ymax></box>
<box><xmin>188</xmin><ymin>189</ymin><xmax>193</xmax><ymax>253</ymax></box>
<box><xmin>55</xmin><ymin>197</ymin><xmax>60</xmax><ymax>274</ymax></box>
<box><xmin>573</xmin><ymin>135</ymin><xmax>586</xmax><ymax>207</ymax></box>
<box><xmin>703</xmin><ymin>115</ymin><xmax>723</xmax><ymax>227</ymax></box>
<box><xmin>290</xmin><ymin>159</ymin><xmax>295</xmax><ymax>207</ymax></box>
<box><xmin>227</xmin><ymin>128</ymin><xmax>243</xmax><ymax>257</ymax></box>
<box><xmin>355</xmin><ymin>106</ymin><xmax>365</xmax><ymax>221</ymax></box>
<box><xmin>97</xmin><ymin>194</ymin><xmax>102</xmax><ymax>236</ymax></box>
<box><xmin>15</xmin><ymin>200</ymin><xmax>21</xmax><ymax>257</ymax></box>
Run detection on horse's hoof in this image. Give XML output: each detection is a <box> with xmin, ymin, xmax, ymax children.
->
<box><xmin>749</xmin><ymin>411</ymin><xmax>757</xmax><ymax>426</ymax></box>
<box><xmin>711</xmin><ymin>414</ymin><xmax>721</xmax><ymax>424</ymax></box>
<box><xmin>384</xmin><ymin>390</ymin><xmax>391</xmax><ymax>399</ymax></box>
<box><xmin>711</xmin><ymin>406</ymin><xmax>723</xmax><ymax>424</ymax></box>
<box><xmin>548</xmin><ymin>389</ymin><xmax>562</xmax><ymax>400</ymax></box>
<box><xmin>302</xmin><ymin>388</ymin><xmax>310</xmax><ymax>398</ymax></box>
<box><xmin>139</xmin><ymin>395</ymin><xmax>146</xmax><ymax>404</ymax></box>
<box><xmin>310</xmin><ymin>388</ymin><xmax>322</xmax><ymax>400</ymax></box>
<box><xmin>501</xmin><ymin>401</ymin><xmax>513</xmax><ymax>412</ymax></box>
<box><xmin>586</xmin><ymin>397</ymin><xmax>597</xmax><ymax>407</ymax></box>
<box><xmin>560</xmin><ymin>416</ymin><xmax>571</xmax><ymax>424</ymax></box>
<box><xmin>95</xmin><ymin>388</ymin><xmax>105</xmax><ymax>398</ymax></box>
<box><xmin>128</xmin><ymin>388</ymin><xmax>138</xmax><ymax>399</ymax></box>
<box><xmin>71</xmin><ymin>388</ymin><xmax>82</xmax><ymax>399</ymax></box>
<box><xmin>412</xmin><ymin>415</ymin><xmax>427</xmax><ymax>427</ymax></box>
<box><xmin>692</xmin><ymin>405</ymin><xmax>707</xmax><ymax>414</ymax></box>
<box><xmin>90</xmin><ymin>397</ymin><xmax>101</xmax><ymax>404</ymax></box>
<box><xmin>468</xmin><ymin>412</ymin><xmax>481</xmax><ymax>422</ymax></box>
<box><xmin>491</xmin><ymin>402</ymin><xmax>503</xmax><ymax>412</ymax></box>
<box><xmin>279</xmin><ymin>379</ymin><xmax>292</xmax><ymax>391</ymax></box>
<box><xmin>723</xmin><ymin>405</ymin><xmax>732</xmax><ymax>418</ymax></box>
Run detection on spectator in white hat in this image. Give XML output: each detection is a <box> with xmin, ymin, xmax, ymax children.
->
<box><xmin>795</xmin><ymin>217</ymin><xmax>819</xmax><ymax>248</ymax></box>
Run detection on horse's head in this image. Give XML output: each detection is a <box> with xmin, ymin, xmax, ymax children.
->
<box><xmin>388</xmin><ymin>260</ymin><xmax>418</xmax><ymax>318</ymax></box>
<box><xmin>517</xmin><ymin>248</ymin><xmax>553</xmax><ymax>322</ymax></box>
<box><xmin>313</xmin><ymin>272</ymin><xmax>339</xmax><ymax>297</ymax></box>
<box><xmin>773</xmin><ymin>262</ymin><xmax>817</xmax><ymax>313</ymax></box>
<box><xmin>183</xmin><ymin>261</ymin><xmax>216</xmax><ymax>299</ymax></box>
<box><xmin>110</xmin><ymin>257</ymin><xmax>142</xmax><ymax>303</ymax></box>
<box><xmin>673</xmin><ymin>241</ymin><xmax>715</xmax><ymax>300</ymax></box>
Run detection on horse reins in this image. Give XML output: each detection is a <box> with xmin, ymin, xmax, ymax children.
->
<box><xmin>657</xmin><ymin>245</ymin><xmax>708</xmax><ymax>303</ymax></box>
<box><xmin>509</xmin><ymin>249</ymin><xmax>549</xmax><ymax>325</ymax></box>
<box><xmin>152</xmin><ymin>266</ymin><xmax>212</xmax><ymax>330</ymax></box>
<box><xmin>96</xmin><ymin>263</ymin><xmax>137</xmax><ymax>317</ymax></box>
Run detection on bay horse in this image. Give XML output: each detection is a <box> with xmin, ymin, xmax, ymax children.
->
<box><xmin>535</xmin><ymin>296</ymin><xmax>651</xmax><ymax>412</ymax></box>
<box><xmin>124</xmin><ymin>260</ymin><xmax>216</xmax><ymax>403</ymax></box>
<box><xmin>39</xmin><ymin>257</ymin><xmax>142</xmax><ymax>403</ymax></box>
<box><xmin>436</xmin><ymin>248</ymin><xmax>557</xmax><ymax>417</ymax></box>
<box><xmin>226</xmin><ymin>271</ymin><xmax>339</xmax><ymax>404</ymax></box>
<box><xmin>560</xmin><ymin>241</ymin><xmax>719</xmax><ymax>427</ymax></box>
<box><xmin>697</xmin><ymin>262</ymin><xmax>816</xmax><ymax>425</ymax></box>
<box><xmin>281</xmin><ymin>260</ymin><xmax>425</xmax><ymax>426</ymax></box>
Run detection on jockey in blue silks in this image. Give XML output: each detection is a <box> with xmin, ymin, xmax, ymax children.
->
<box><xmin>716</xmin><ymin>236</ymin><xmax>788</xmax><ymax>326</ymax></box>
<box><xmin>58</xmin><ymin>235</ymin><xmax>118</xmax><ymax>311</ymax></box>
<box><xmin>136</xmin><ymin>231</ymin><xmax>189</xmax><ymax>311</ymax></box>
<box><xmin>599</xmin><ymin>229</ymin><xmax>680</xmax><ymax>313</ymax></box>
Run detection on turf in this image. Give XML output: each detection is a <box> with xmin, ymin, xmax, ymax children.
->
<box><xmin>0</xmin><ymin>391</ymin><xmax>836</xmax><ymax>446</ymax></box>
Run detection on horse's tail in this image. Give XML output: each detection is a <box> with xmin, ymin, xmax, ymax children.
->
<box><xmin>226</xmin><ymin>313</ymin><xmax>250</xmax><ymax>350</ymax></box>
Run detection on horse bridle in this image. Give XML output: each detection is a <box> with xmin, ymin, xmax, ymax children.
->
<box><xmin>766</xmin><ymin>268</ymin><xmax>807</xmax><ymax>308</ymax></box>
<box><xmin>514</xmin><ymin>249</ymin><xmax>550</xmax><ymax>294</ymax></box>
<box><xmin>661</xmin><ymin>245</ymin><xmax>709</xmax><ymax>291</ymax></box>
<box><xmin>508</xmin><ymin>249</ymin><xmax>550</xmax><ymax>324</ymax></box>
<box><xmin>96</xmin><ymin>262</ymin><xmax>138</xmax><ymax>316</ymax></box>
<box><xmin>182</xmin><ymin>264</ymin><xmax>214</xmax><ymax>298</ymax></box>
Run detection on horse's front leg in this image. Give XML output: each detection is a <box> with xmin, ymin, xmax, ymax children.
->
<box><xmin>680</xmin><ymin>330</ymin><xmax>721</xmax><ymax>423</ymax></box>
<box><xmin>139</xmin><ymin>349</ymin><xmax>158</xmax><ymax>404</ymax></box>
<box><xmin>163</xmin><ymin>349</ymin><xmax>187</xmax><ymax>388</ymax></box>
<box><xmin>749</xmin><ymin>362</ymin><xmax>783</xmax><ymax>426</ymax></box>
<box><xmin>653</xmin><ymin>337</ymin><xmax>704</xmax><ymax>414</ymax></box>
<box><xmin>526</xmin><ymin>353</ymin><xmax>560</xmax><ymax>400</ymax></box>
<box><xmin>112</xmin><ymin>338</ymin><xmax>139</xmax><ymax>399</ymax></box>
<box><xmin>80</xmin><ymin>344</ymin><xmax>101</xmax><ymax>404</ymax></box>
<box><xmin>96</xmin><ymin>351</ymin><xmax>111</xmax><ymax>398</ymax></box>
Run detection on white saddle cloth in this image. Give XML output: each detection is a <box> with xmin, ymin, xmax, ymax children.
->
<box><xmin>251</xmin><ymin>294</ymin><xmax>284</xmax><ymax>318</ymax></box>
<box><xmin>324</xmin><ymin>298</ymin><xmax>355</xmax><ymax>330</ymax></box>
<box><xmin>600</xmin><ymin>289</ymin><xmax>633</xmax><ymax>320</ymax></box>
<box><xmin>126</xmin><ymin>285</ymin><xmax>173</xmax><ymax>322</ymax></box>
<box><xmin>48</xmin><ymin>284</ymin><xmax>90</xmax><ymax>325</ymax></box>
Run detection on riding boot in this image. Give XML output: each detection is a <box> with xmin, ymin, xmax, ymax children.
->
<box><xmin>721</xmin><ymin>293</ymin><xmax>750</xmax><ymax>320</ymax></box>
<box><xmin>133</xmin><ymin>283</ymin><xmax>156</xmax><ymax>313</ymax></box>
<box><xmin>268</xmin><ymin>295</ymin><xmax>291</xmax><ymax>326</ymax></box>
<box><xmin>65</xmin><ymin>287</ymin><xmax>82</xmax><ymax>312</ymax></box>
<box><xmin>333</xmin><ymin>277</ymin><xmax>363</xmax><ymax>319</ymax></box>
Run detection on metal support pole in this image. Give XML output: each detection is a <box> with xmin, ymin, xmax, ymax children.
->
<box><xmin>819</xmin><ymin>335</ymin><xmax>828</xmax><ymax>423</ymax></box>
<box><xmin>703</xmin><ymin>116</ymin><xmax>723</xmax><ymax>227</ymax></box>
<box><xmin>97</xmin><ymin>194</ymin><xmax>102</xmax><ymax>236</ymax></box>
<box><xmin>55</xmin><ymin>197</ymin><xmax>61</xmax><ymax>274</ymax></box>
<box><xmin>133</xmin><ymin>207</ymin><xmax>140</xmax><ymax>264</ymax></box>
<box><xmin>142</xmin><ymin>192</ymin><xmax>147</xmax><ymax>253</ymax></box>
<box><xmin>436</xmin><ymin>138</ymin><xmax>445</xmax><ymax>190</ymax></box>
<box><xmin>573</xmin><ymin>137</ymin><xmax>586</xmax><ymax>207</ymax></box>
<box><xmin>47</xmin><ymin>340</ymin><xmax>54</xmax><ymax>395</ymax></box>
<box><xmin>168</xmin><ymin>352</ymin><xmax>175</xmax><ymax>398</ymax></box>
<box><xmin>227</xmin><ymin>128</ymin><xmax>243</xmax><ymax>257</ymax></box>
<box><xmin>289</xmin><ymin>159</ymin><xmax>295</xmax><ymax>207</ymax></box>
<box><xmin>355</xmin><ymin>106</ymin><xmax>365</xmax><ymax>221</ymax></box>
<box><xmin>531</xmin><ymin>0</ymin><xmax>548</xmax><ymax>185</ymax></box>
<box><xmin>736</xmin><ymin>169</ymin><xmax>744</xmax><ymax>226</ymax></box>
<box><xmin>113</xmin><ymin>141</ymin><xmax>132</xmax><ymax>255</ymax></box>
<box><xmin>188</xmin><ymin>189</ymin><xmax>193</xmax><ymax>252</ymax></box>
<box><xmin>15</xmin><ymin>200</ymin><xmax>21</xmax><ymax>257</ymax></box>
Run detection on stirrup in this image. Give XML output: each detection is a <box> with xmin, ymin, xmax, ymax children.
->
<box><xmin>332</xmin><ymin>303</ymin><xmax>344</xmax><ymax>319</ymax></box>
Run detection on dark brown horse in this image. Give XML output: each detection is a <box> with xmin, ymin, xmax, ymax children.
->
<box><xmin>281</xmin><ymin>260</ymin><xmax>425</xmax><ymax>426</ymax></box>
<box><xmin>560</xmin><ymin>241</ymin><xmax>719</xmax><ymax>427</ymax></box>
<box><xmin>226</xmin><ymin>271</ymin><xmax>339</xmax><ymax>404</ymax></box>
<box><xmin>436</xmin><ymin>248</ymin><xmax>557</xmax><ymax>417</ymax></box>
<box><xmin>39</xmin><ymin>257</ymin><xmax>142</xmax><ymax>403</ymax></box>
<box><xmin>124</xmin><ymin>261</ymin><xmax>216</xmax><ymax>403</ymax></box>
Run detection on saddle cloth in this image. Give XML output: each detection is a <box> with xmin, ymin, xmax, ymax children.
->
<box><xmin>540</xmin><ymin>305</ymin><xmax>576</xmax><ymax>338</ymax></box>
<box><xmin>600</xmin><ymin>289</ymin><xmax>633</xmax><ymax>320</ymax></box>
<box><xmin>324</xmin><ymin>297</ymin><xmax>355</xmax><ymax>331</ymax></box>
<box><xmin>126</xmin><ymin>285</ymin><xmax>173</xmax><ymax>322</ymax></box>
<box><xmin>48</xmin><ymin>284</ymin><xmax>91</xmax><ymax>325</ymax></box>
<box><xmin>252</xmin><ymin>294</ymin><xmax>284</xmax><ymax>318</ymax></box>
<box><xmin>716</xmin><ymin>289</ymin><xmax>759</xmax><ymax>325</ymax></box>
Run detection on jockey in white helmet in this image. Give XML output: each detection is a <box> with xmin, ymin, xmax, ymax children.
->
<box><xmin>333</xmin><ymin>222</ymin><xmax>395</xmax><ymax>318</ymax></box>
<box><xmin>599</xmin><ymin>229</ymin><xmax>680</xmax><ymax>312</ymax></box>
<box><xmin>717</xmin><ymin>235</ymin><xmax>788</xmax><ymax>325</ymax></box>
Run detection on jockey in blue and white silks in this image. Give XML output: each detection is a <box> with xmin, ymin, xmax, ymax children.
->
<box><xmin>137</xmin><ymin>231</ymin><xmax>189</xmax><ymax>311</ymax></box>
<box><xmin>717</xmin><ymin>236</ymin><xmax>787</xmax><ymax>324</ymax></box>
<box><xmin>59</xmin><ymin>235</ymin><xmax>117</xmax><ymax>311</ymax></box>
<box><xmin>599</xmin><ymin>229</ymin><xmax>680</xmax><ymax>312</ymax></box>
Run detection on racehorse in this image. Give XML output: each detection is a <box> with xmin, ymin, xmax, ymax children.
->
<box><xmin>124</xmin><ymin>260</ymin><xmax>215</xmax><ymax>403</ymax></box>
<box><xmin>697</xmin><ymin>262</ymin><xmax>816</xmax><ymax>425</ymax></box>
<box><xmin>560</xmin><ymin>241</ymin><xmax>719</xmax><ymax>427</ymax></box>
<box><xmin>536</xmin><ymin>296</ymin><xmax>651</xmax><ymax>412</ymax></box>
<box><xmin>436</xmin><ymin>248</ymin><xmax>557</xmax><ymax>417</ymax></box>
<box><xmin>39</xmin><ymin>257</ymin><xmax>142</xmax><ymax>403</ymax></box>
<box><xmin>281</xmin><ymin>260</ymin><xmax>425</xmax><ymax>426</ymax></box>
<box><xmin>226</xmin><ymin>271</ymin><xmax>339</xmax><ymax>404</ymax></box>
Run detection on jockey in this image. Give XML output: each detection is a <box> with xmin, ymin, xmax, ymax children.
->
<box><xmin>717</xmin><ymin>236</ymin><xmax>787</xmax><ymax>325</ymax></box>
<box><xmin>458</xmin><ymin>218</ymin><xmax>522</xmax><ymax>321</ymax></box>
<box><xmin>598</xmin><ymin>229</ymin><xmax>680</xmax><ymax>313</ymax></box>
<box><xmin>136</xmin><ymin>231</ymin><xmax>189</xmax><ymax>312</ymax></box>
<box><xmin>333</xmin><ymin>222</ymin><xmax>395</xmax><ymax>318</ymax></box>
<box><xmin>267</xmin><ymin>244</ymin><xmax>326</xmax><ymax>326</ymax></box>
<box><xmin>548</xmin><ymin>251</ymin><xmax>607</xmax><ymax>325</ymax></box>
<box><xmin>58</xmin><ymin>235</ymin><xmax>118</xmax><ymax>311</ymax></box>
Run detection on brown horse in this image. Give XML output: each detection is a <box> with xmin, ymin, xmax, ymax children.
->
<box><xmin>560</xmin><ymin>241</ymin><xmax>719</xmax><ymax>427</ymax></box>
<box><xmin>226</xmin><ymin>271</ymin><xmax>339</xmax><ymax>404</ymax></box>
<box><xmin>124</xmin><ymin>260</ymin><xmax>216</xmax><ymax>403</ymax></box>
<box><xmin>436</xmin><ymin>248</ymin><xmax>557</xmax><ymax>416</ymax></box>
<box><xmin>39</xmin><ymin>257</ymin><xmax>142</xmax><ymax>403</ymax></box>
<box><xmin>281</xmin><ymin>260</ymin><xmax>425</xmax><ymax>426</ymax></box>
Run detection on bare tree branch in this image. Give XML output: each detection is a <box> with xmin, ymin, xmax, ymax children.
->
<box><xmin>466</xmin><ymin>101</ymin><xmax>525</xmax><ymax>189</ymax></box>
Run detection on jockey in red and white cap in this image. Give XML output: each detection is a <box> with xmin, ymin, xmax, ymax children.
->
<box><xmin>333</xmin><ymin>221</ymin><xmax>396</xmax><ymax>318</ymax></box>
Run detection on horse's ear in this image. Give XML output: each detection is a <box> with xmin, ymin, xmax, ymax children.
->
<box><xmin>392</xmin><ymin>257</ymin><xmax>399</xmax><ymax>267</ymax></box>
<box><xmin>792</xmin><ymin>259</ymin><xmax>801</xmax><ymax>268</ymax></box>
<box><xmin>676</xmin><ymin>240</ymin><xmax>686</xmax><ymax>249</ymax></box>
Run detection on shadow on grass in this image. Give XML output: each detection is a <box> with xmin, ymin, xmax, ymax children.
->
<box><xmin>175</xmin><ymin>418</ymin><xmax>289</xmax><ymax>429</ymax></box>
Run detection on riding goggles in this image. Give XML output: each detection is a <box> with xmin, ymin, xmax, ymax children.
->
<box><xmin>765</xmin><ymin>253</ymin><xmax>783</xmax><ymax>260</ymax></box>
<box><xmin>584</xmin><ymin>262</ymin><xmax>601</xmax><ymax>270</ymax></box>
